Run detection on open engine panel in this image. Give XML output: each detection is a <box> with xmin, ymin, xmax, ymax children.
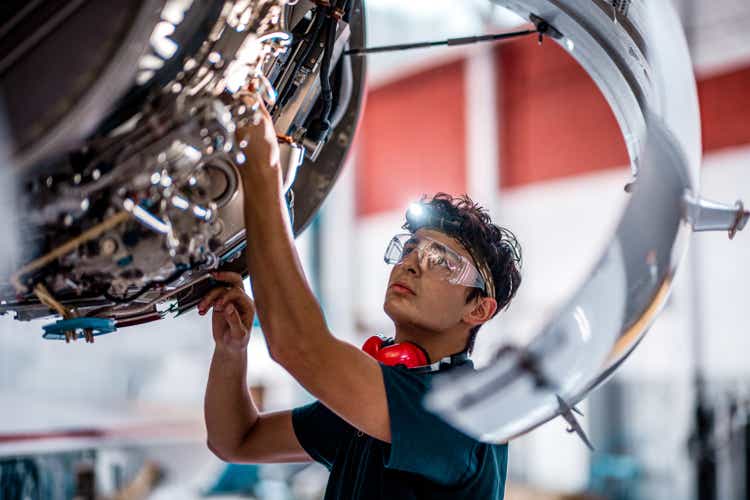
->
<box><xmin>0</xmin><ymin>0</ymin><xmax>365</xmax><ymax>340</ymax></box>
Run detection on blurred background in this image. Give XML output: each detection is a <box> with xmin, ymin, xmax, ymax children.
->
<box><xmin>1</xmin><ymin>0</ymin><xmax>749</xmax><ymax>498</ymax></box>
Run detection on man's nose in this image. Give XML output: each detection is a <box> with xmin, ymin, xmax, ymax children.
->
<box><xmin>401</xmin><ymin>249</ymin><xmax>422</xmax><ymax>275</ymax></box>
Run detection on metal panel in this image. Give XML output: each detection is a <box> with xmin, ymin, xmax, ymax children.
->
<box><xmin>426</xmin><ymin>0</ymin><xmax>704</xmax><ymax>442</ymax></box>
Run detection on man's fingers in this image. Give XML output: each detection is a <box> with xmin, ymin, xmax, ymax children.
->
<box><xmin>211</xmin><ymin>271</ymin><xmax>244</xmax><ymax>288</ymax></box>
<box><xmin>257</xmin><ymin>99</ymin><xmax>273</xmax><ymax>121</ymax></box>
<box><xmin>226</xmin><ymin>305</ymin><xmax>247</xmax><ymax>337</ymax></box>
<box><xmin>240</xmin><ymin>93</ymin><xmax>260</xmax><ymax>109</ymax></box>
<box><xmin>198</xmin><ymin>288</ymin><xmax>228</xmax><ymax>314</ymax></box>
<box><xmin>240</xmin><ymin>94</ymin><xmax>272</xmax><ymax>116</ymax></box>
<box><xmin>237</xmin><ymin>97</ymin><xmax>275</xmax><ymax>140</ymax></box>
<box><xmin>214</xmin><ymin>288</ymin><xmax>255</xmax><ymax>316</ymax></box>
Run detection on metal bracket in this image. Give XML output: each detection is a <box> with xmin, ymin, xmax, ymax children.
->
<box><xmin>683</xmin><ymin>192</ymin><xmax>749</xmax><ymax>239</ymax></box>
<box><xmin>530</xmin><ymin>13</ymin><xmax>564</xmax><ymax>45</ymax></box>
<box><xmin>556</xmin><ymin>395</ymin><xmax>595</xmax><ymax>451</ymax></box>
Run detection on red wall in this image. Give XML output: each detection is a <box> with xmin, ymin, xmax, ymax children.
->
<box><xmin>496</xmin><ymin>37</ymin><xmax>750</xmax><ymax>189</ymax></box>
<box><xmin>496</xmin><ymin>38</ymin><xmax>628</xmax><ymax>189</ymax></box>
<box><xmin>354</xmin><ymin>39</ymin><xmax>750</xmax><ymax>216</ymax></box>
<box><xmin>356</xmin><ymin>61</ymin><xmax>467</xmax><ymax>216</ymax></box>
<box><xmin>698</xmin><ymin>66</ymin><xmax>750</xmax><ymax>152</ymax></box>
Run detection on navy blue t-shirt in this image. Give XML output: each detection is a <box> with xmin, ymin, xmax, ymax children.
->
<box><xmin>291</xmin><ymin>363</ymin><xmax>508</xmax><ymax>499</ymax></box>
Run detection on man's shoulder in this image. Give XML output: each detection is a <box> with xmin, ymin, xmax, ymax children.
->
<box><xmin>381</xmin><ymin>359</ymin><xmax>475</xmax><ymax>382</ymax></box>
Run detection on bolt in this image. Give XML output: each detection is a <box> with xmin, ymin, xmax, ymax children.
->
<box><xmin>100</xmin><ymin>238</ymin><xmax>118</xmax><ymax>256</ymax></box>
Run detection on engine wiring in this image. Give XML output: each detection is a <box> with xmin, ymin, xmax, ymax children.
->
<box><xmin>343</xmin><ymin>17</ymin><xmax>563</xmax><ymax>57</ymax></box>
<box><xmin>308</xmin><ymin>0</ymin><xmax>351</xmax><ymax>143</ymax></box>
<box><xmin>101</xmin><ymin>263</ymin><xmax>193</xmax><ymax>304</ymax></box>
<box><xmin>33</xmin><ymin>283</ymin><xmax>72</xmax><ymax>319</ymax></box>
<box><xmin>10</xmin><ymin>211</ymin><xmax>132</xmax><ymax>294</ymax></box>
<box><xmin>344</xmin><ymin>28</ymin><xmax>539</xmax><ymax>57</ymax></box>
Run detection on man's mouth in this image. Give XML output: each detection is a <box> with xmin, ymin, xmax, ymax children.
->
<box><xmin>390</xmin><ymin>283</ymin><xmax>415</xmax><ymax>295</ymax></box>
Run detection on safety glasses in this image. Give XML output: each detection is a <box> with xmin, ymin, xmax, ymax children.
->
<box><xmin>384</xmin><ymin>233</ymin><xmax>486</xmax><ymax>291</ymax></box>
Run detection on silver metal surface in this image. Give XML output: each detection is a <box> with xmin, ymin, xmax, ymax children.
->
<box><xmin>9</xmin><ymin>0</ymin><xmax>168</xmax><ymax>173</ymax></box>
<box><xmin>0</xmin><ymin>0</ymin><xmax>367</xmax><ymax>328</ymax></box>
<box><xmin>684</xmin><ymin>194</ymin><xmax>749</xmax><ymax>236</ymax></box>
<box><xmin>426</xmin><ymin>0</ymin><xmax>710</xmax><ymax>443</ymax></box>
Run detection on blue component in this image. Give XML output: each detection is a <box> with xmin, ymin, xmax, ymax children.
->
<box><xmin>205</xmin><ymin>463</ymin><xmax>260</xmax><ymax>496</ymax></box>
<box><xmin>42</xmin><ymin>317</ymin><xmax>117</xmax><ymax>341</ymax></box>
<box><xmin>116</xmin><ymin>255</ymin><xmax>133</xmax><ymax>267</ymax></box>
<box><xmin>219</xmin><ymin>241</ymin><xmax>247</xmax><ymax>263</ymax></box>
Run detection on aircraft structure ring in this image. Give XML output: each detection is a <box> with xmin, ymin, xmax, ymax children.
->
<box><xmin>426</xmin><ymin>0</ymin><xmax>727</xmax><ymax>443</ymax></box>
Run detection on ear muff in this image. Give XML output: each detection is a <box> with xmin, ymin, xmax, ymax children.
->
<box><xmin>361</xmin><ymin>336</ymin><xmax>430</xmax><ymax>369</ymax></box>
<box><xmin>362</xmin><ymin>335</ymin><xmax>385</xmax><ymax>358</ymax></box>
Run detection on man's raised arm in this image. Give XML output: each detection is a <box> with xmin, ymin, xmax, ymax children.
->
<box><xmin>235</xmin><ymin>99</ymin><xmax>393</xmax><ymax>443</ymax></box>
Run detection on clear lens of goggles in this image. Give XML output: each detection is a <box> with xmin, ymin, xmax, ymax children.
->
<box><xmin>384</xmin><ymin>233</ymin><xmax>486</xmax><ymax>291</ymax></box>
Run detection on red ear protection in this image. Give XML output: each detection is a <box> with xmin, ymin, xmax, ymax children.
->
<box><xmin>362</xmin><ymin>336</ymin><xmax>430</xmax><ymax>369</ymax></box>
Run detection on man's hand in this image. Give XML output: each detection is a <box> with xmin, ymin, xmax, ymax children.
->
<box><xmin>198</xmin><ymin>272</ymin><xmax>255</xmax><ymax>352</ymax></box>
<box><xmin>236</xmin><ymin>96</ymin><xmax>281</xmax><ymax>179</ymax></box>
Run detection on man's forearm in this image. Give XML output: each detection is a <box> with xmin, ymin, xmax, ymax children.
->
<box><xmin>204</xmin><ymin>346</ymin><xmax>259</xmax><ymax>459</ymax></box>
<box><xmin>241</xmin><ymin>172</ymin><xmax>330</xmax><ymax>355</ymax></box>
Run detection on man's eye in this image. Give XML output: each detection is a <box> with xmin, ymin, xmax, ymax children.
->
<box><xmin>401</xmin><ymin>243</ymin><xmax>417</xmax><ymax>257</ymax></box>
<box><xmin>431</xmin><ymin>245</ymin><xmax>448</xmax><ymax>259</ymax></box>
<box><xmin>427</xmin><ymin>253</ymin><xmax>447</xmax><ymax>267</ymax></box>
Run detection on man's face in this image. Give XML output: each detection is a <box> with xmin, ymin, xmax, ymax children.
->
<box><xmin>383</xmin><ymin>228</ymin><xmax>477</xmax><ymax>332</ymax></box>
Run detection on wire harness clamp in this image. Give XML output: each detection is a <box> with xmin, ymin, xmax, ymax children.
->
<box><xmin>42</xmin><ymin>317</ymin><xmax>117</xmax><ymax>343</ymax></box>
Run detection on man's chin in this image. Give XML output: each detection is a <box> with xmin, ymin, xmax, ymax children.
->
<box><xmin>383</xmin><ymin>298</ymin><xmax>415</xmax><ymax>323</ymax></box>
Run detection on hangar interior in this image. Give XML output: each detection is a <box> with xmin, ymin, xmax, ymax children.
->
<box><xmin>0</xmin><ymin>0</ymin><xmax>749</xmax><ymax>499</ymax></box>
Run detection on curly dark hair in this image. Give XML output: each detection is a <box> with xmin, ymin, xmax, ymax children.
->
<box><xmin>402</xmin><ymin>193</ymin><xmax>522</xmax><ymax>353</ymax></box>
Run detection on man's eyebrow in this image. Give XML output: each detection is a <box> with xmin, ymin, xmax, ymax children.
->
<box><xmin>431</xmin><ymin>238</ymin><xmax>461</xmax><ymax>255</ymax></box>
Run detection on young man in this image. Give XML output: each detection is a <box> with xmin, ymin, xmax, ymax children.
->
<box><xmin>200</xmin><ymin>100</ymin><xmax>522</xmax><ymax>499</ymax></box>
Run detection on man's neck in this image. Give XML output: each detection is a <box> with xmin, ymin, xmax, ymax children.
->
<box><xmin>393</xmin><ymin>324</ymin><xmax>470</xmax><ymax>362</ymax></box>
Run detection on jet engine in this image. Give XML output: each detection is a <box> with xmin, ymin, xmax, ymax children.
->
<box><xmin>0</xmin><ymin>0</ymin><xmax>365</xmax><ymax>339</ymax></box>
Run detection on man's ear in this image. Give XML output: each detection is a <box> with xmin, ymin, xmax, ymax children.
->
<box><xmin>463</xmin><ymin>296</ymin><xmax>497</xmax><ymax>326</ymax></box>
